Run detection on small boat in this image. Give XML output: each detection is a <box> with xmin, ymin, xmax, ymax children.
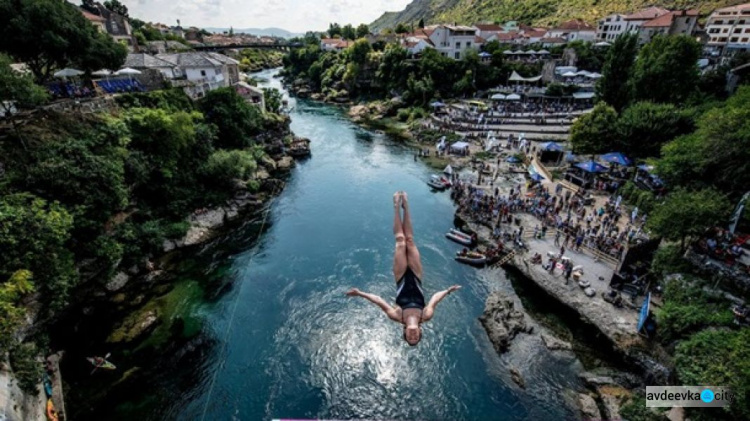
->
<box><xmin>427</xmin><ymin>175</ymin><xmax>447</xmax><ymax>190</ymax></box>
<box><xmin>455</xmin><ymin>251</ymin><xmax>487</xmax><ymax>266</ymax></box>
<box><xmin>46</xmin><ymin>399</ymin><xmax>58</xmax><ymax>421</ymax></box>
<box><xmin>439</xmin><ymin>175</ymin><xmax>452</xmax><ymax>187</ymax></box>
<box><xmin>87</xmin><ymin>356</ymin><xmax>116</xmax><ymax>371</ymax></box>
<box><xmin>445</xmin><ymin>229</ymin><xmax>474</xmax><ymax>246</ymax></box>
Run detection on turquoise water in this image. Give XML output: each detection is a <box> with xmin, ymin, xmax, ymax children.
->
<box><xmin>64</xmin><ymin>70</ymin><xmax>583</xmax><ymax>420</ymax></box>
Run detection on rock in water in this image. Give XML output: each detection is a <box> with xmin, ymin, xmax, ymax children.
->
<box><xmin>479</xmin><ymin>291</ymin><xmax>531</xmax><ymax>353</ymax></box>
<box><xmin>509</xmin><ymin>367</ymin><xmax>526</xmax><ymax>389</ymax></box>
<box><xmin>578</xmin><ymin>393</ymin><xmax>601</xmax><ymax>420</ymax></box>
<box><xmin>541</xmin><ymin>333</ymin><xmax>573</xmax><ymax>351</ymax></box>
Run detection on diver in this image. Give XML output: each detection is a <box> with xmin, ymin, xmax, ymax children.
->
<box><xmin>346</xmin><ymin>191</ymin><xmax>461</xmax><ymax>346</ymax></box>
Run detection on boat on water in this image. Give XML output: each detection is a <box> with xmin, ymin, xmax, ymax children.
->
<box><xmin>87</xmin><ymin>356</ymin><xmax>116</xmax><ymax>370</ymax></box>
<box><xmin>427</xmin><ymin>175</ymin><xmax>448</xmax><ymax>190</ymax></box>
<box><xmin>455</xmin><ymin>251</ymin><xmax>487</xmax><ymax>266</ymax></box>
<box><xmin>445</xmin><ymin>228</ymin><xmax>474</xmax><ymax>246</ymax></box>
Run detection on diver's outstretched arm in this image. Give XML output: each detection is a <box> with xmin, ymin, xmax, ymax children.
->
<box><xmin>422</xmin><ymin>285</ymin><xmax>461</xmax><ymax>321</ymax></box>
<box><xmin>346</xmin><ymin>288</ymin><xmax>400</xmax><ymax>321</ymax></box>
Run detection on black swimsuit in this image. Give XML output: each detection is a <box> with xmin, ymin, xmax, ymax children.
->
<box><xmin>396</xmin><ymin>268</ymin><xmax>425</xmax><ymax>311</ymax></box>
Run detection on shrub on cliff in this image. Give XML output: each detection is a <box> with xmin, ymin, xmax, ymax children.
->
<box><xmin>656</xmin><ymin>279</ymin><xmax>734</xmax><ymax>343</ymax></box>
<box><xmin>198</xmin><ymin>88</ymin><xmax>263</xmax><ymax>149</ymax></box>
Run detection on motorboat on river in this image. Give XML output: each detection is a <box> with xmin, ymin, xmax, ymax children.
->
<box><xmin>445</xmin><ymin>228</ymin><xmax>475</xmax><ymax>246</ymax></box>
<box><xmin>455</xmin><ymin>250</ymin><xmax>487</xmax><ymax>266</ymax></box>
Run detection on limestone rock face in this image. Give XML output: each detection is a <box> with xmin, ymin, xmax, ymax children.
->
<box><xmin>106</xmin><ymin>272</ymin><xmax>130</xmax><ymax>292</ymax></box>
<box><xmin>578</xmin><ymin>393</ymin><xmax>601</xmax><ymax>420</ymax></box>
<box><xmin>276</xmin><ymin>156</ymin><xmax>294</xmax><ymax>170</ymax></box>
<box><xmin>509</xmin><ymin>367</ymin><xmax>526</xmax><ymax>389</ymax></box>
<box><xmin>541</xmin><ymin>333</ymin><xmax>573</xmax><ymax>351</ymax></box>
<box><xmin>479</xmin><ymin>291</ymin><xmax>531</xmax><ymax>353</ymax></box>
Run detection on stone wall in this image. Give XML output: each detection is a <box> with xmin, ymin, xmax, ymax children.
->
<box><xmin>0</xmin><ymin>364</ymin><xmax>45</xmax><ymax>421</ymax></box>
<box><xmin>42</xmin><ymin>96</ymin><xmax>119</xmax><ymax>114</ymax></box>
<box><xmin>134</xmin><ymin>69</ymin><xmax>169</xmax><ymax>92</ymax></box>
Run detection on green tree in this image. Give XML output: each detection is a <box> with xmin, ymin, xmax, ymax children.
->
<box><xmin>596</xmin><ymin>32</ymin><xmax>638</xmax><ymax>111</ymax></box>
<box><xmin>263</xmin><ymin>87</ymin><xmax>283</xmax><ymax>114</ymax></box>
<box><xmin>632</xmin><ymin>35</ymin><xmax>701</xmax><ymax>104</ymax></box>
<box><xmin>656</xmin><ymin>134</ymin><xmax>708</xmax><ymax>193</ymax></box>
<box><xmin>0</xmin><ymin>270</ymin><xmax>34</xmax><ymax>353</ymax></box>
<box><xmin>0</xmin><ymin>194</ymin><xmax>76</xmax><ymax>309</ymax></box>
<box><xmin>569</xmin><ymin>102</ymin><xmax>618</xmax><ymax>155</ymax></box>
<box><xmin>615</xmin><ymin>102</ymin><xmax>694</xmax><ymax>159</ymax></box>
<box><xmin>356</xmin><ymin>24</ymin><xmax>370</xmax><ymax>39</ymax></box>
<box><xmin>203</xmin><ymin>150</ymin><xmax>257</xmax><ymax>188</ymax></box>
<box><xmin>198</xmin><ymin>87</ymin><xmax>263</xmax><ymax>149</ymax></box>
<box><xmin>103</xmin><ymin>0</ymin><xmax>129</xmax><ymax>17</ymax></box>
<box><xmin>0</xmin><ymin>0</ymin><xmax>124</xmax><ymax>82</ymax></box>
<box><xmin>341</xmin><ymin>24</ymin><xmax>356</xmax><ymax>40</ymax></box>
<box><xmin>376</xmin><ymin>44</ymin><xmax>409</xmax><ymax>92</ymax></box>
<box><xmin>348</xmin><ymin>38</ymin><xmax>372</xmax><ymax>64</ymax></box>
<box><xmin>77</xmin><ymin>30</ymin><xmax>128</xmax><ymax>75</ymax></box>
<box><xmin>328</xmin><ymin>23</ymin><xmax>342</xmax><ymax>38</ymax></box>
<box><xmin>675</xmin><ymin>328</ymin><xmax>750</xmax><ymax>419</ymax></box>
<box><xmin>0</xmin><ymin>53</ymin><xmax>48</xmax><ymax>136</ymax></box>
<box><xmin>395</xmin><ymin>23</ymin><xmax>410</xmax><ymax>34</ymax></box>
<box><xmin>647</xmin><ymin>188</ymin><xmax>731</xmax><ymax>250</ymax></box>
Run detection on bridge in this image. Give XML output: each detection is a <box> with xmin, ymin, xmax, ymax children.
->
<box><xmin>193</xmin><ymin>42</ymin><xmax>300</xmax><ymax>52</ymax></box>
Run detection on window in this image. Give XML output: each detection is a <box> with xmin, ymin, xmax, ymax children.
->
<box><xmin>709</xmin><ymin>28</ymin><xmax>719</xmax><ymax>34</ymax></box>
<box><xmin>746</xmin><ymin>28</ymin><xmax>750</xmax><ymax>33</ymax></box>
<box><xmin>455</xmin><ymin>42</ymin><xmax>460</xmax><ymax>48</ymax></box>
<box><xmin>200</xmin><ymin>70</ymin><xmax>206</xmax><ymax>77</ymax></box>
<box><xmin>731</xmin><ymin>37</ymin><xmax>739</xmax><ymax>42</ymax></box>
<box><xmin>728</xmin><ymin>20</ymin><xmax>735</xmax><ymax>25</ymax></box>
<box><xmin>465</xmin><ymin>41</ymin><xmax>471</xmax><ymax>47</ymax></box>
<box><xmin>739</xmin><ymin>20</ymin><xmax>746</xmax><ymax>24</ymax></box>
<box><xmin>454</xmin><ymin>52</ymin><xmax>460</xmax><ymax>59</ymax></box>
<box><xmin>723</xmin><ymin>28</ymin><xmax>729</xmax><ymax>33</ymax></box>
<box><xmin>715</xmin><ymin>20</ymin><xmax>724</xmax><ymax>24</ymax></box>
<box><xmin>742</xmin><ymin>37</ymin><xmax>749</xmax><ymax>42</ymax></box>
<box><xmin>735</xmin><ymin>28</ymin><xmax>742</xmax><ymax>33</ymax></box>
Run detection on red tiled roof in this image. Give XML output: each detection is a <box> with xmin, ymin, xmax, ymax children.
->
<box><xmin>642</xmin><ymin>12</ymin><xmax>675</xmax><ymax>28</ymax></box>
<box><xmin>321</xmin><ymin>38</ymin><xmax>342</xmax><ymax>45</ymax></box>
<box><xmin>81</xmin><ymin>9</ymin><xmax>105</xmax><ymax>22</ymax></box>
<box><xmin>475</xmin><ymin>36</ymin><xmax>486</xmax><ymax>43</ymax></box>
<box><xmin>540</xmin><ymin>37</ymin><xmax>566</xmax><ymax>44</ymax></box>
<box><xmin>474</xmin><ymin>24</ymin><xmax>503</xmax><ymax>31</ymax></box>
<box><xmin>624</xmin><ymin>7</ymin><xmax>670</xmax><ymax>21</ymax></box>
<box><xmin>555</xmin><ymin>19</ymin><xmax>595</xmax><ymax>31</ymax></box>
<box><xmin>523</xmin><ymin>30</ymin><xmax>547</xmax><ymax>38</ymax></box>
<box><xmin>493</xmin><ymin>31</ymin><xmax>520</xmax><ymax>41</ymax></box>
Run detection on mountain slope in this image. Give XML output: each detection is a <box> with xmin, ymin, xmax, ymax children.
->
<box><xmin>370</xmin><ymin>0</ymin><xmax>745</xmax><ymax>32</ymax></box>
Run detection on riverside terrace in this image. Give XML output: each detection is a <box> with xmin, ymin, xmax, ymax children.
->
<box><xmin>425</xmin><ymin>100</ymin><xmax>593</xmax><ymax>142</ymax></box>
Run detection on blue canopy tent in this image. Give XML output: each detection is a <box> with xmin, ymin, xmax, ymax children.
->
<box><xmin>575</xmin><ymin>160</ymin><xmax>608</xmax><ymax>173</ymax></box>
<box><xmin>430</xmin><ymin>101</ymin><xmax>446</xmax><ymax>108</ymax></box>
<box><xmin>540</xmin><ymin>141</ymin><xmax>564</xmax><ymax>152</ymax></box>
<box><xmin>601</xmin><ymin>152</ymin><xmax>632</xmax><ymax>166</ymax></box>
<box><xmin>506</xmin><ymin>156</ymin><xmax>522</xmax><ymax>163</ymax></box>
<box><xmin>530</xmin><ymin>173</ymin><xmax>545</xmax><ymax>182</ymax></box>
<box><xmin>478</xmin><ymin>52</ymin><xmax>492</xmax><ymax>58</ymax></box>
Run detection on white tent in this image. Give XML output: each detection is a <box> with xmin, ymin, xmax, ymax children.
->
<box><xmin>509</xmin><ymin>71</ymin><xmax>543</xmax><ymax>83</ymax></box>
<box><xmin>572</xmin><ymin>92</ymin><xmax>595</xmax><ymax>99</ymax></box>
<box><xmin>527</xmin><ymin>49</ymin><xmax>538</xmax><ymax>55</ymax></box>
<box><xmin>586</xmin><ymin>72</ymin><xmax>602</xmax><ymax>79</ymax></box>
<box><xmin>562</xmin><ymin>71</ymin><xmax>578</xmax><ymax>77</ymax></box>
<box><xmin>54</xmin><ymin>68</ymin><xmax>83</xmax><ymax>78</ymax></box>
<box><xmin>491</xmin><ymin>93</ymin><xmax>506</xmax><ymax>100</ymax></box>
<box><xmin>503</xmin><ymin>50</ymin><xmax>513</xmax><ymax>55</ymax></box>
<box><xmin>443</xmin><ymin>164</ymin><xmax>453</xmax><ymax>175</ymax></box>
<box><xmin>91</xmin><ymin>69</ymin><xmax>112</xmax><ymax>77</ymax></box>
<box><xmin>450</xmin><ymin>141</ymin><xmax>470</xmax><ymax>152</ymax></box>
<box><xmin>485</xmin><ymin>139</ymin><xmax>497</xmax><ymax>151</ymax></box>
<box><xmin>537</xmin><ymin>49</ymin><xmax>550</xmax><ymax>54</ymax></box>
<box><xmin>115</xmin><ymin>67</ymin><xmax>142</xmax><ymax>75</ymax></box>
<box><xmin>594</xmin><ymin>42</ymin><xmax>611</xmax><ymax>47</ymax></box>
<box><xmin>575</xmin><ymin>70</ymin><xmax>591</xmax><ymax>76</ymax></box>
<box><xmin>512</xmin><ymin>50</ymin><xmax>524</xmax><ymax>55</ymax></box>
<box><xmin>505</xmin><ymin>93</ymin><xmax>521</xmax><ymax>101</ymax></box>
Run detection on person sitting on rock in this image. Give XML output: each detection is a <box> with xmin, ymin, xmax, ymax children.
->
<box><xmin>347</xmin><ymin>191</ymin><xmax>461</xmax><ymax>346</ymax></box>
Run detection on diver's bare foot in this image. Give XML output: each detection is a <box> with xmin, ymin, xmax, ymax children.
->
<box><xmin>393</xmin><ymin>192</ymin><xmax>402</xmax><ymax>208</ymax></box>
<box><xmin>401</xmin><ymin>191</ymin><xmax>409</xmax><ymax>209</ymax></box>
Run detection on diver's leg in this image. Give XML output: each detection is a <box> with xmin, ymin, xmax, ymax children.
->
<box><xmin>393</xmin><ymin>193</ymin><xmax>408</xmax><ymax>282</ymax></box>
<box><xmin>401</xmin><ymin>192</ymin><xmax>424</xmax><ymax>279</ymax></box>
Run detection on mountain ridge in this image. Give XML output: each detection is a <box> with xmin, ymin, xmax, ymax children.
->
<box><xmin>370</xmin><ymin>0</ymin><xmax>746</xmax><ymax>33</ymax></box>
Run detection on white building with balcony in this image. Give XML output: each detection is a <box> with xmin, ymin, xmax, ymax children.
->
<box><xmin>426</xmin><ymin>25</ymin><xmax>482</xmax><ymax>59</ymax></box>
<box><xmin>706</xmin><ymin>3</ymin><xmax>750</xmax><ymax>55</ymax></box>
<box><xmin>597</xmin><ymin>14</ymin><xmax>628</xmax><ymax>41</ymax></box>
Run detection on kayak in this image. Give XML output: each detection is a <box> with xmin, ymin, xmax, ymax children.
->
<box><xmin>87</xmin><ymin>357</ymin><xmax>116</xmax><ymax>370</ymax></box>
<box><xmin>46</xmin><ymin>399</ymin><xmax>58</xmax><ymax>421</ymax></box>
<box><xmin>446</xmin><ymin>229</ymin><xmax>474</xmax><ymax>246</ymax></box>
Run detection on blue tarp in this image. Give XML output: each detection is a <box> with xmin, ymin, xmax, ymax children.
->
<box><xmin>575</xmin><ymin>160</ymin><xmax>608</xmax><ymax>173</ymax></box>
<box><xmin>637</xmin><ymin>293</ymin><xmax>651</xmax><ymax>333</ymax></box>
<box><xmin>479</xmin><ymin>52</ymin><xmax>492</xmax><ymax>58</ymax></box>
<box><xmin>430</xmin><ymin>101</ymin><xmax>446</xmax><ymax>107</ymax></box>
<box><xmin>601</xmin><ymin>152</ymin><xmax>632</xmax><ymax>166</ymax></box>
<box><xmin>506</xmin><ymin>156</ymin><xmax>521</xmax><ymax>163</ymax></box>
<box><xmin>530</xmin><ymin>173</ymin><xmax>545</xmax><ymax>181</ymax></box>
<box><xmin>540</xmin><ymin>141</ymin><xmax>564</xmax><ymax>152</ymax></box>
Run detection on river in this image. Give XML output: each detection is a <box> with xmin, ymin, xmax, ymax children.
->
<box><xmin>60</xmin><ymin>69</ymin><xmax>584</xmax><ymax>420</ymax></box>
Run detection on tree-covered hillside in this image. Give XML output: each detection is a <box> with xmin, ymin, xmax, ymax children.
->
<box><xmin>371</xmin><ymin>0</ymin><xmax>746</xmax><ymax>32</ymax></box>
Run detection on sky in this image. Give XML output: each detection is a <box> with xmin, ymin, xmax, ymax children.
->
<box><xmin>116</xmin><ymin>0</ymin><xmax>413</xmax><ymax>33</ymax></box>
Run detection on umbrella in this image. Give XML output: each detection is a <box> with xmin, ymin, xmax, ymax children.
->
<box><xmin>601</xmin><ymin>152</ymin><xmax>632</xmax><ymax>166</ymax></box>
<box><xmin>586</xmin><ymin>72</ymin><xmax>602</xmax><ymax>79</ymax></box>
<box><xmin>505</xmin><ymin>93</ymin><xmax>521</xmax><ymax>101</ymax></box>
<box><xmin>575</xmin><ymin>160</ymin><xmax>608</xmax><ymax>173</ymax></box>
<box><xmin>576</xmin><ymin>70</ymin><xmax>591</xmax><ymax>76</ymax></box>
<box><xmin>478</xmin><ymin>52</ymin><xmax>492</xmax><ymax>58</ymax></box>
<box><xmin>92</xmin><ymin>69</ymin><xmax>112</xmax><ymax>77</ymax></box>
<box><xmin>443</xmin><ymin>165</ymin><xmax>453</xmax><ymax>175</ymax></box>
<box><xmin>530</xmin><ymin>173</ymin><xmax>545</xmax><ymax>182</ymax></box>
<box><xmin>503</xmin><ymin>50</ymin><xmax>513</xmax><ymax>55</ymax></box>
<box><xmin>490</xmin><ymin>93</ymin><xmax>506</xmax><ymax>100</ymax></box>
<box><xmin>594</xmin><ymin>41</ymin><xmax>611</xmax><ymax>47</ymax></box>
<box><xmin>637</xmin><ymin>164</ymin><xmax>654</xmax><ymax>172</ymax></box>
<box><xmin>430</xmin><ymin>101</ymin><xmax>446</xmax><ymax>108</ymax></box>
<box><xmin>537</xmin><ymin>49</ymin><xmax>550</xmax><ymax>54</ymax></box>
<box><xmin>115</xmin><ymin>68</ymin><xmax>142</xmax><ymax>75</ymax></box>
<box><xmin>54</xmin><ymin>68</ymin><xmax>84</xmax><ymax>78</ymax></box>
<box><xmin>506</xmin><ymin>156</ymin><xmax>521</xmax><ymax>163</ymax></box>
<box><xmin>540</xmin><ymin>141</ymin><xmax>564</xmax><ymax>152</ymax></box>
<box><xmin>562</xmin><ymin>71</ymin><xmax>578</xmax><ymax>78</ymax></box>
